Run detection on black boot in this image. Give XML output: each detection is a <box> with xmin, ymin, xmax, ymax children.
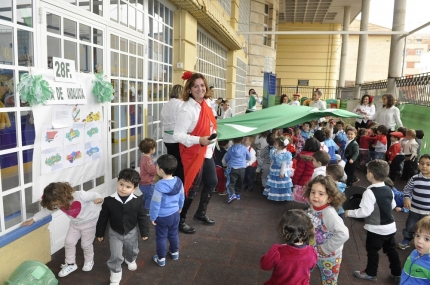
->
<box><xmin>179</xmin><ymin>218</ymin><xmax>195</xmax><ymax>234</ymax></box>
<box><xmin>193</xmin><ymin>192</ymin><xmax>215</xmax><ymax>225</ymax></box>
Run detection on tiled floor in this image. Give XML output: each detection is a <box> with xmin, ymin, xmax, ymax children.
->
<box><xmin>47</xmin><ymin>169</ymin><xmax>412</xmax><ymax>284</ymax></box>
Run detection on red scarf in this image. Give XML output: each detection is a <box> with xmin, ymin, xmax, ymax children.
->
<box><xmin>179</xmin><ymin>100</ymin><xmax>217</xmax><ymax>196</ymax></box>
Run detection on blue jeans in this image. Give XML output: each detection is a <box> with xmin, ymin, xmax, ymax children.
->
<box><xmin>139</xmin><ymin>184</ymin><xmax>155</xmax><ymax>210</ymax></box>
<box><xmin>155</xmin><ymin>212</ymin><xmax>180</xmax><ymax>259</ymax></box>
<box><xmin>374</xmin><ymin>152</ymin><xmax>385</xmax><ymax>160</ymax></box>
<box><xmin>403</xmin><ymin>211</ymin><xmax>427</xmax><ymax>241</ymax></box>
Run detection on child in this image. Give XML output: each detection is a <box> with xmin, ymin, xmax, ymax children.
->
<box><xmin>416</xmin><ymin>130</ymin><xmax>424</xmax><ymax>158</ymax></box>
<box><xmin>300</xmin><ymin>122</ymin><xmax>312</xmax><ymax>140</ymax></box>
<box><xmin>334</xmin><ymin>121</ymin><xmax>347</xmax><ymax>157</ymax></box>
<box><xmin>263</xmin><ymin>137</ymin><xmax>293</xmax><ymax>201</ymax></box>
<box><xmin>398</xmin><ymin>154</ymin><xmax>430</xmax><ymax>250</ymax></box>
<box><xmin>402</xmin><ymin>129</ymin><xmax>420</xmax><ymax>181</ymax></box>
<box><xmin>358</xmin><ymin>128</ymin><xmax>370</xmax><ymax>168</ymax></box>
<box><xmin>288</xmin><ymin>93</ymin><xmax>301</xmax><ymax>106</ymax></box>
<box><xmin>311</xmin><ymin>150</ymin><xmax>330</xmax><ymax>179</ymax></box>
<box><xmin>373</xmin><ymin>124</ymin><xmax>388</xmax><ymax>160</ymax></box>
<box><xmin>304</xmin><ymin>176</ymin><xmax>349</xmax><ymax>284</ymax></box>
<box><xmin>243</xmin><ymin>136</ymin><xmax>258</xmax><ymax>192</ymax></box>
<box><xmin>313</xmin><ymin>130</ymin><xmax>328</xmax><ymax>152</ymax></box>
<box><xmin>345</xmin><ymin>160</ymin><xmax>402</xmax><ymax>281</ymax></box>
<box><xmin>387</xmin><ymin>131</ymin><xmax>404</xmax><ymax>182</ymax></box>
<box><xmin>400</xmin><ymin>216</ymin><xmax>430</xmax><ymax>284</ymax></box>
<box><xmin>323</xmin><ymin>127</ymin><xmax>339</xmax><ymax>165</ymax></box>
<box><xmin>220</xmin><ymin>99</ymin><xmax>232</xmax><ymax>119</ymax></box>
<box><xmin>336</xmin><ymin>154</ymin><xmax>347</xmax><ymax>182</ymax></box>
<box><xmin>366</xmin><ymin>126</ymin><xmax>378</xmax><ymax>163</ymax></box>
<box><xmin>292</xmin><ymin>138</ymin><xmax>320</xmax><ymax>204</ymax></box>
<box><xmin>344</xmin><ymin>127</ymin><xmax>359</xmax><ymax>186</ymax></box>
<box><xmin>326</xmin><ymin>164</ymin><xmax>347</xmax><ymax>219</ymax></box>
<box><xmin>214</xmin><ymin>140</ymin><xmax>229</xmax><ymax>195</ymax></box>
<box><xmin>224</xmin><ymin>137</ymin><xmax>250</xmax><ymax>203</ymax></box>
<box><xmin>258</xmin><ymin>134</ymin><xmax>275</xmax><ymax>190</ymax></box>
<box><xmin>384</xmin><ymin>178</ymin><xmax>409</xmax><ymax>213</ymax></box>
<box><xmin>96</xmin><ymin>169</ymin><xmax>149</xmax><ymax>285</ymax></box>
<box><xmin>294</xmin><ymin>126</ymin><xmax>306</xmax><ymax>154</ymax></box>
<box><xmin>21</xmin><ymin>182</ymin><xmax>102</xmax><ymax>277</ymax></box>
<box><xmin>139</xmin><ymin>138</ymin><xmax>157</xmax><ymax>212</ymax></box>
<box><xmin>150</xmin><ymin>154</ymin><xmax>185</xmax><ymax>266</ymax></box>
<box><xmin>260</xmin><ymin>209</ymin><xmax>317</xmax><ymax>285</ymax></box>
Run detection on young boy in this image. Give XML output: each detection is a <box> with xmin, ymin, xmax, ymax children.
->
<box><xmin>214</xmin><ymin>140</ymin><xmax>229</xmax><ymax>195</ymax></box>
<box><xmin>398</xmin><ymin>154</ymin><xmax>430</xmax><ymax>250</ymax></box>
<box><xmin>150</xmin><ymin>154</ymin><xmax>185</xmax><ymax>267</ymax></box>
<box><xmin>224</xmin><ymin>137</ymin><xmax>251</xmax><ymax>203</ymax></box>
<box><xmin>243</xmin><ymin>136</ymin><xmax>258</xmax><ymax>192</ymax></box>
<box><xmin>288</xmin><ymin>93</ymin><xmax>301</xmax><ymax>106</ymax></box>
<box><xmin>387</xmin><ymin>131</ymin><xmax>404</xmax><ymax>182</ymax></box>
<box><xmin>402</xmin><ymin>129</ymin><xmax>420</xmax><ymax>181</ymax></box>
<box><xmin>311</xmin><ymin>150</ymin><xmax>330</xmax><ymax>179</ymax></box>
<box><xmin>400</xmin><ymin>216</ymin><xmax>430</xmax><ymax>284</ymax></box>
<box><xmin>343</xmin><ymin>127</ymin><xmax>359</xmax><ymax>186</ymax></box>
<box><xmin>384</xmin><ymin>178</ymin><xmax>409</xmax><ymax>213</ymax></box>
<box><xmin>345</xmin><ymin>160</ymin><xmax>402</xmax><ymax>281</ymax></box>
<box><xmin>373</xmin><ymin>125</ymin><xmax>388</xmax><ymax>160</ymax></box>
<box><xmin>96</xmin><ymin>169</ymin><xmax>149</xmax><ymax>285</ymax></box>
<box><xmin>139</xmin><ymin>138</ymin><xmax>157</xmax><ymax>212</ymax></box>
<box><xmin>334</xmin><ymin>121</ymin><xmax>347</xmax><ymax>158</ymax></box>
<box><xmin>326</xmin><ymin>164</ymin><xmax>347</xmax><ymax>219</ymax></box>
<box><xmin>300</xmin><ymin>122</ymin><xmax>312</xmax><ymax>140</ymax></box>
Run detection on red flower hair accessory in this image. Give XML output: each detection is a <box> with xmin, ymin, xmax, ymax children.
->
<box><xmin>181</xmin><ymin>71</ymin><xmax>193</xmax><ymax>81</ymax></box>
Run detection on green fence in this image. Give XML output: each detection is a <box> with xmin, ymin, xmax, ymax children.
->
<box><xmin>399</xmin><ymin>104</ymin><xmax>430</xmax><ymax>155</ymax></box>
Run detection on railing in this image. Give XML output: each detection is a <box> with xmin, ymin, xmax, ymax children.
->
<box><xmin>396</xmin><ymin>73</ymin><xmax>430</xmax><ymax>106</ymax></box>
<box><xmin>277</xmin><ymin>86</ymin><xmax>337</xmax><ymax>101</ymax></box>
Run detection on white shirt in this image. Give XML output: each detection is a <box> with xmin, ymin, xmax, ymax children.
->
<box><xmin>369</xmin><ymin>106</ymin><xmax>403</xmax><ymax>131</ymax></box>
<box><xmin>221</xmin><ymin>108</ymin><xmax>232</xmax><ymax>119</ymax></box>
<box><xmin>246</xmin><ymin>95</ymin><xmax>263</xmax><ymax>111</ymax></box>
<box><xmin>354</xmin><ymin>104</ymin><xmax>375</xmax><ymax>124</ymax></box>
<box><xmin>173</xmin><ymin>98</ymin><xmax>216</xmax><ymax>158</ymax></box>
<box><xmin>288</xmin><ymin>100</ymin><xmax>300</xmax><ymax>106</ymax></box>
<box><xmin>246</xmin><ymin>146</ymin><xmax>257</xmax><ymax>167</ymax></box>
<box><xmin>347</xmin><ymin>182</ymin><xmax>397</xmax><ymax>235</ymax></box>
<box><xmin>210</xmin><ymin>99</ymin><xmax>218</xmax><ymax>117</ymax></box>
<box><xmin>310</xmin><ymin>100</ymin><xmax>326</xmax><ymax>110</ymax></box>
<box><xmin>312</xmin><ymin>166</ymin><xmax>326</xmax><ymax>179</ymax></box>
<box><xmin>161</xmin><ymin>98</ymin><xmax>183</xmax><ymax>143</ymax></box>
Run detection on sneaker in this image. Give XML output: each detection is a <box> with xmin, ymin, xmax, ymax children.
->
<box><xmin>227</xmin><ymin>194</ymin><xmax>237</xmax><ymax>204</ymax></box>
<box><xmin>353</xmin><ymin>270</ymin><xmax>377</xmax><ymax>281</ymax></box>
<box><xmin>391</xmin><ymin>274</ymin><xmax>401</xmax><ymax>281</ymax></box>
<box><xmin>82</xmin><ymin>260</ymin><xmax>94</xmax><ymax>272</ymax></box>
<box><xmin>398</xmin><ymin>239</ymin><xmax>410</xmax><ymax>250</ymax></box>
<box><xmin>218</xmin><ymin>191</ymin><xmax>227</xmax><ymax>195</ymax></box>
<box><xmin>170</xmin><ymin>252</ymin><xmax>179</xmax><ymax>260</ymax></box>
<box><xmin>58</xmin><ymin>263</ymin><xmax>78</xmax><ymax>277</ymax></box>
<box><xmin>153</xmin><ymin>255</ymin><xmax>165</xmax><ymax>266</ymax></box>
<box><xmin>125</xmin><ymin>259</ymin><xmax>137</xmax><ymax>271</ymax></box>
<box><xmin>236</xmin><ymin>194</ymin><xmax>241</xmax><ymax>200</ymax></box>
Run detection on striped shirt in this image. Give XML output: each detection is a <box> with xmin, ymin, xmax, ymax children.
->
<box><xmin>404</xmin><ymin>173</ymin><xmax>430</xmax><ymax>214</ymax></box>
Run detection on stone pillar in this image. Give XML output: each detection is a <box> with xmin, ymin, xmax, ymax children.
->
<box><xmin>387</xmin><ymin>0</ymin><xmax>407</xmax><ymax>96</ymax></box>
<box><xmin>354</xmin><ymin>0</ymin><xmax>370</xmax><ymax>99</ymax></box>
<box><xmin>338</xmin><ymin>6</ymin><xmax>350</xmax><ymax>99</ymax></box>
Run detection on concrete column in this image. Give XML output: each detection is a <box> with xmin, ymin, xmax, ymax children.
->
<box><xmin>354</xmin><ymin>0</ymin><xmax>370</xmax><ymax>99</ymax></box>
<box><xmin>387</xmin><ymin>0</ymin><xmax>407</xmax><ymax>96</ymax></box>
<box><xmin>338</xmin><ymin>6</ymin><xmax>351</xmax><ymax>98</ymax></box>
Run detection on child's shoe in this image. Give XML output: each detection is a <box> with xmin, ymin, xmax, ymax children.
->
<box><xmin>153</xmin><ymin>255</ymin><xmax>166</xmax><ymax>266</ymax></box>
<box><xmin>227</xmin><ymin>194</ymin><xmax>237</xmax><ymax>204</ymax></box>
<box><xmin>170</xmin><ymin>251</ymin><xmax>179</xmax><ymax>260</ymax></box>
<box><xmin>110</xmin><ymin>271</ymin><xmax>122</xmax><ymax>285</ymax></box>
<box><xmin>353</xmin><ymin>270</ymin><xmax>377</xmax><ymax>281</ymax></box>
<box><xmin>82</xmin><ymin>260</ymin><xmax>94</xmax><ymax>271</ymax></box>
<box><xmin>398</xmin><ymin>239</ymin><xmax>410</xmax><ymax>249</ymax></box>
<box><xmin>58</xmin><ymin>263</ymin><xmax>78</xmax><ymax>277</ymax></box>
<box><xmin>125</xmin><ymin>259</ymin><xmax>137</xmax><ymax>271</ymax></box>
<box><xmin>218</xmin><ymin>191</ymin><xmax>227</xmax><ymax>195</ymax></box>
<box><xmin>236</xmin><ymin>194</ymin><xmax>241</xmax><ymax>200</ymax></box>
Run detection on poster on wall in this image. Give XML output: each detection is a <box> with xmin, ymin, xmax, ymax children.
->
<box><xmin>30</xmin><ymin>64</ymin><xmax>107</xmax><ymax>202</ymax></box>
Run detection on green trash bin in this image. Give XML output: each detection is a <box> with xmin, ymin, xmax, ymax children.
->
<box><xmin>4</xmin><ymin>260</ymin><xmax>58</xmax><ymax>285</ymax></box>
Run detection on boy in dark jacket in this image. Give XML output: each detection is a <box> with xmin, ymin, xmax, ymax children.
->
<box><xmin>96</xmin><ymin>169</ymin><xmax>149</xmax><ymax>285</ymax></box>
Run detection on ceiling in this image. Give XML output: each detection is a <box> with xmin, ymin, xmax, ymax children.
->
<box><xmin>278</xmin><ymin>0</ymin><xmax>363</xmax><ymax>24</ymax></box>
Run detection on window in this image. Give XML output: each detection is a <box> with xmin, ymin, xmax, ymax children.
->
<box><xmin>217</xmin><ymin>0</ymin><xmax>231</xmax><ymax>17</ymax></box>
<box><xmin>406</xmin><ymin>62</ymin><xmax>414</xmax><ymax>68</ymax></box>
<box><xmin>62</xmin><ymin>0</ymin><xmax>103</xmax><ymax>16</ymax></box>
<box><xmin>235</xmin><ymin>58</ymin><xmax>247</xmax><ymax>115</ymax></box>
<box><xmin>263</xmin><ymin>4</ymin><xmax>270</xmax><ymax>47</ymax></box>
<box><xmin>416</xmin><ymin>49</ymin><xmax>422</xmax><ymax>56</ymax></box>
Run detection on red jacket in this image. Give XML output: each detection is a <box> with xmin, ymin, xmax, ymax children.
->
<box><xmin>359</xmin><ymin>135</ymin><xmax>372</xmax><ymax>149</ymax></box>
<box><xmin>292</xmin><ymin>151</ymin><xmax>315</xmax><ymax>186</ymax></box>
<box><xmin>387</xmin><ymin>142</ymin><xmax>402</xmax><ymax>162</ymax></box>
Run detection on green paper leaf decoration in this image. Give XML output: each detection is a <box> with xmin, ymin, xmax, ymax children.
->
<box><xmin>92</xmin><ymin>72</ymin><xmax>114</xmax><ymax>103</ymax></box>
<box><xmin>17</xmin><ymin>73</ymin><xmax>54</xmax><ymax>106</ymax></box>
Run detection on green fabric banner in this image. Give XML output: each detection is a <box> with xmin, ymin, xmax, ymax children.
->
<box><xmin>398</xmin><ymin>104</ymin><xmax>429</xmax><ymax>155</ymax></box>
<box><xmin>217</xmin><ymin>105</ymin><xmax>361</xmax><ymax>140</ymax></box>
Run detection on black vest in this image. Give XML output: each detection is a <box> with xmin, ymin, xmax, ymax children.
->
<box><xmin>364</xmin><ymin>186</ymin><xmax>395</xmax><ymax>226</ymax></box>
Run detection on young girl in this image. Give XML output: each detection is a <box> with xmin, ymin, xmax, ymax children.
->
<box><xmin>139</xmin><ymin>138</ymin><xmax>157</xmax><ymax>212</ymax></box>
<box><xmin>294</xmin><ymin>126</ymin><xmax>305</xmax><ymax>155</ymax></box>
<box><xmin>400</xmin><ymin>216</ymin><xmax>430</xmax><ymax>284</ymax></box>
<box><xmin>214</xmin><ymin>140</ymin><xmax>229</xmax><ymax>195</ymax></box>
<box><xmin>373</xmin><ymin>124</ymin><xmax>388</xmax><ymax>160</ymax></box>
<box><xmin>243</xmin><ymin>136</ymin><xmax>258</xmax><ymax>192</ymax></box>
<box><xmin>304</xmin><ymin>176</ymin><xmax>349</xmax><ymax>285</ymax></box>
<box><xmin>21</xmin><ymin>182</ymin><xmax>102</xmax><ymax>277</ymax></box>
<box><xmin>260</xmin><ymin>209</ymin><xmax>317</xmax><ymax>285</ymax></box>
<box><xmin>263</xmin><ymin>137</ymin><xmax>293</xmax><ymax>201</ymax></box>
<box><xmin>292</xmin><ymin>138</ymin><xmax>320</xmax><ymax>204</ymax></box>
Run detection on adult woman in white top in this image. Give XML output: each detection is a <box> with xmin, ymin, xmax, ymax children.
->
<box><xmin>221</xmin><ymin>100</ymin><xmax>232</xmax><ymax>119</ymax></box>
<box><xmin>353</xmin><ymin>94</ymin><xmax>375</xmax><ymax>129</ymax></box>
<box><xmin>366</xmin><ymin>93</ymin><xmax>403</xmax><ymax>132</ymax></box>
<box><xmin>280</xmin><ymin>94</ymin><xmax>289</xmax><ymax>105</ymax></box>
<box><xmin>173</xmin><ymin>73</ymin><xmax>218</xmax><ymax>234</ymax></box>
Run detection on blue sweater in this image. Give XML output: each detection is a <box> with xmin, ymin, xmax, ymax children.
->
<box><xmin>400</xmin><ymin>249</ymin><xmax>430</xmax><ymax>285</ymax></box>
<box><xmin>325</xmin><ymin>138</ymin><xmax>339</xmax><ymax>163</ymax></box>
<box><xmin>225</xmin><ymin>144</ymin><xmax>250</xmax><ymax>169</ymax></box>
<box><xmin>150</xmin><ymin>177</ymin><xmax>184</xmax><ymax>221</ymax></box>
<box><xmin>337</xmin><ymin>182</ymin><xmax>347</xmax><ymax>215</ymax></box>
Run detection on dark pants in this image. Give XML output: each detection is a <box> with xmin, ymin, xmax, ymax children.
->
<box><xmin>227</xmin><ymin>168</ymin><xmax>246</xmax><ymax>196</ymax></box>
<box><xmin>244</xmin><ymin>166</ymin><xmax>257</xmax><ymax>191</ymax></box>
<box><xmin>365</xmin><ymin>231</ymin><xmax>402</xmax><ymax>277</ymax></box>
<box><xmin>180</xmin><ymin>157</ymin><xmax>217</xmax><ymax>220</ymax></box>
<box><xmin>403</xmin><ymin>211</ymin><xmax>427</xmax><ymax>241</ymax></box>
<box><xmin>355</xmin><ymin>121</ymin><xmax>368</xmax><ymax>130</ymax></box>
<box><xmin>389</xmin><ymin>155</ymin><xmax>405</xmax><ymax>182</ymax></box>
<box><xmin>344</xmin><ymin>159</ymin><xmax>358</xmax><ymax>186</ymax></box>
<box><xmin>164</xmin><ymin>142</ymin><xmax>184</xmax><ymax>183</ymax></box>
<box><xmin>155</xmin><ymin>212</ymin><xmax>180</xmax><ymax>259</ymax></box>
<box><xmin>402</xmin><ymin>158</ymin><xmax>418</xmax><ymax>181</ymax></box>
